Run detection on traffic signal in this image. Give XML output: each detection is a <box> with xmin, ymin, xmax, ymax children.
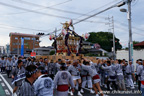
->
<box><xmin>37</xmin><ymin>33</ymin><xmax>45</xmax><ymax>35</ymax></box>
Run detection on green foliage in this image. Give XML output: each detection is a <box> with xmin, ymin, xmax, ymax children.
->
<box><xmin>86</xmin><ymin>32</ymin><xmax>122</xmax><ymax>52</ymax></box>
<box><xmin>133</xmin><ymin>41</ymin><xmax>139</xmax><ymax>45</ymax></box>
<box><xmin>49</xmin><ymin>50</ymin><xmax>55</xmax><ymax>55</ymax></box>
<box><xmin>124</xmin><ymin>47</ymin><xmax>129</xmax><ymax>50</ymax></box>
<box><xmin>133</xmin><ymin>41</ymin><xmax>140</xmax><ymax>49</ymax></box>
<box><xmin>104</xmin><ymin>53</ymin><xmax>107</xmax><ymax>56</ymax></box>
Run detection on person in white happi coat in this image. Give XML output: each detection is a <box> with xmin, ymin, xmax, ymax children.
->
<box><xmin>55</xmin><ymin>59</ymin><xmax>62</xmax><ymax>73</ymax></box>
<box><xmin>125</xmin><ymin>61</ymin><xmax>135</xmax><ymax>89</ymax></box>
<box><xmin>136</xmin><ymin>60</ymin><xmax>143</xmax><ymax>90</ymax></box>
<box><xmin>42</xmin><ymin>58</ymin><xmax>49</xmax><ymax>74</ymax></box>
<box><xmin>34</xmin><ymin>66</ymin><xmax>54</xmax><ymax>96</ymax></box>
<box><xmin>6</xmin><ymin>56</ymin><xmax>13</xmax><ymax>78</ymax></box>
<box><xmin>137</xmin><ymin>60</ymin><xmax>144</xmax><ymax>96</ymax></box>
<box><xmin>54</xmin><ymin>63</ymin><xmax>75</xmax><ymax>96</ymax></box>
<box><xmin>68</xmin><ymin>60</ymin><xmax>83</xmax><ymax>96</ymax></box>
<box><xmin>80</xmin><ymin>59</ymin><xmax>104</xmax><ymax>96</ymax></box>
<box><xmin>115</xmin><ymin>60</ymin><xmax>126</xmax><ymax>90</ymax></box>
<box><xmin>38</xmin><ymin>58</ymin><xmax>44</xmax><ymax>66</ymax></box>
<box><xmin>13</xmin><ymin>56</ymin><xmax>22</xmax><ymax>68</ymax></box>
<box><xmin>12</xmin><ymin>60</ymin><xmax>25</xmax><ymax>94</ymax></box>
<box><xmin>80</xmin><ymin>68</ymin><xmax>88</xmax><ymax>93</ymax></box>
<box><xmin>135</xmin><ymin>60</ymin><xmax>139</xmax><ymax>84</ymax></box>
<box><xmin>101</xmin><ymin>60</ymin><xmax>118</xmax><ymax>91</ymax></box>
<box><xmin>13</xmin><ymin>56</ymin><xmax>18</xmax><ymax>68</ymax></box>
<box><xmin>80</xmin><ymin>59</ymin><xmax>95</xmax><ymax>94</ymax></box>
<box><xmin>0</xmin><ymin>57</ymin><xmax>6</xmax><ymax>73</ymax></box>
<box><xmin>80</xmin><ymin>67</ymin><xmax>95</xmax><ymax>94</ymax></box>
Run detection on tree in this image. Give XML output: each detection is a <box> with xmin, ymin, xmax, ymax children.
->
<box><xmin>133</xmin><ymin>41</ymin><xmax>141</xmax><ymax>49</ymax></box>
<box><xmin>133</xmin><ymin>41</ymin><xmax>139</xmax><ymax>45</ymax></box>
<box><xmin>49</xmin><ymin>50</ymin><xmax>55</xmax><ymax>55</ymax></box>
<box><xmin>86</xmin><ymin>32</ymin><xmax>122</xmax><ymax>52</ymax></box>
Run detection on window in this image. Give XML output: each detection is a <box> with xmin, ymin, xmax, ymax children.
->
<box><xmin>24</xmin><ymin>43</ymin><xmax>28</xmax><ymax>45</ymax></box>
<box><xmin>12</xmin><ymin>48</ymin><xmax>17</xmax><ymax>51</ymax></box>
<box><xmin>24</xmin><ymin>37</ymin><xmax>30</xmax><ymax>40</ymax></box>
<box><xmin>32</xmin><ymin>38</ymin><xmax>36</xmax><ymax>40</ymax></box>
<box><xmin>14</xmin><ymin>43</ymin><xmax>20</xmax><ymax>45</ymax></box>
<box><xmin>15</xmin><ymin>37</ymin><xmax>18</xmax><ymax>40</ymax></box>
<box><xmin>12</xmin><ymin>43</ymin><xmax>16</xmax><ymax>45</ymax></box>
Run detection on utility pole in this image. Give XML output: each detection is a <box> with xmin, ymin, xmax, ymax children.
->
<box><xmin>55</xmin><ymin>28</ymin><xmax>57</xmax><ymax>37</ymax></box>
<box><xmin>54</xmin><ymin>28</ymin><xmax>57</xmax><ymax>54</ymax></box>
<box><xmin>112</xmin><ymin>16</ymin><xmax>116</xmax><ymax>60</ymax></box>
<box><xmin>128</xmin><ymin>0</ymin><xmax>133</xmax><ymax>61</ymax></box>
<box><xmin>120</xmin><ymin>0</ymin><xmax>133</xmax><ymax>61</ymax></box>
<box><xmin>106</xmin><ymin>16</ymin><xmax>116</xmax><ymax>60</ymax></box>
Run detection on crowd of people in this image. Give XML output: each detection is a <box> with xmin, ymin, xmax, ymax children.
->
<box><xmin>0</xmin><ymin>55</ymin><xmax>144</xmax><ymax>96</ymax></box>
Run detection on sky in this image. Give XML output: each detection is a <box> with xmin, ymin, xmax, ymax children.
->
<box><xmin>0</xmin><ymin>0</ymin><xmax>143</xmax><ymax>48</ymax></box>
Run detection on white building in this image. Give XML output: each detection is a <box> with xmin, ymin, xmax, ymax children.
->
<box><xmin>116</xmin><ymin>49</ymin><xmax>144</xmax><ymax>68</ymax></box>
<box><xmin>34</xmin><ymin>46</ymin><xmax>55</xmax><ymax>56</ymax></box>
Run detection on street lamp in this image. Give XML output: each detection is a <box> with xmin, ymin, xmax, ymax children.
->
<box><xmin>120</xmin><ymin>0</ymin><xmax>133</xmax><ymax>61</ymax></box>
<box><xmin>120</xmin><ymin>8</ymin><xmax>127</xmax><ymax>12</ymax></box>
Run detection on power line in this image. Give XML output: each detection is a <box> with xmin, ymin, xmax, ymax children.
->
<box><xmin>0</xmin><ymin>25</ymin><xmax>59</xmax><ymax>36</ymax></box>
<box><xmin>41</xmin><ymin>1</ymin><xmax>126</xmax><ymax>36</ymax></box>
<box><xmin>115</xmin><ymin>24</ymin><xmax>144</xmax><ymax>36</ymax></box>
<box><xmin>0</xmin><ymin>24</ymin><xmax>51</xmax><ymax>32</ymax></box>
<box><xmin>0</xmin><ymin>23</ymin><xmax>61</xmax><ymax>32</ymax></box>
<box><xmin>0</xmin><ymin>1</ymin><xmax>130</xmax><ymax>38</ymax></box>
<box><xmin>1</xmin><ymin>0</ymin><xmax>117</xmax><ymax>20</ymax></box>
<box><xmin>133</xmin><ymin>32</ymin><xmax>144</xmax><ymax>36</ymax></box>
<box><xmin>11</xmin><ymin>0</ymin><xmax>88</xmax><ymax>15</ymax></box>
<box><xmin>11</xmin><ymin>0</ymin><xmax>118</xmax><ymax>18</ymax></box>
<box><xmin>73</xmin><ymin>2</ymin><xmax>119</xmax><ymax>25</ymax></box>
<box><xmin>0</xmin><ymin>2</ymin><xmax>72</xmax><ymax>19</ymax></box>
<box><xmin>115</xmin><ymin>20</ymin><xmax>144</xmax><ymax>32</ymax></box>
<box><xmin>73</xmin><ymin>0</ymin><xmax>128</xmax><ymax>25</ymax></box>
<box><xmin>0</xmin><ymin>0</ymin><xmax>72</xmax><ymax>15</ymax></box>
<box><xmin>7</xmin><ymin>0</ymin><xmax>72</xmax><ymax>15</ymax></box>
<box><xmin>41</xmin><ymin>0</ymin><xmax>121</xmax><ymax>36</ymax></box>
<box><xmin>0</xmin><ymin>0</ymin><xmax>113</xmax><ymax>37</ymax></box>
<box><xmin>0</xmin><ymin>2</ymin><xmax>110</xmax><ymax>24</ymax></box>
<box><xmin>132</xmin><ymin>0</ymin><xmax>139</xmax><ymax>6</ymax></box>
<box><xmin>74</xmin><ymin>0</ymin><xmax>119</xmax><ymax>19</ymax></box>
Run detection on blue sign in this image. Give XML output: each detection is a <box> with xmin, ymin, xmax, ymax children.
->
<box><xmin>21</xmin><ymin>37</ymin><xmax>24</xmax><ymax>56</ymax></box>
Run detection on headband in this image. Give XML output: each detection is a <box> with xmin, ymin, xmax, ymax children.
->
<box><xmin>25</xmin><ymin>69</ymin><xmax>38</xmax><ymax>76</ymax></box>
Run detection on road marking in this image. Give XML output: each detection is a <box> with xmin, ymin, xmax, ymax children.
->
<box><xmin>0</xmin><ymin>74</ymin><xmax>17</xmax><ymax>96</ymax></box>
<box><xmin>5</xmin><ymin>89</ymin><xmax>10</xmax><ymax>95</ymax></box>
<box><xmin>1</xmin><ymin>83</ymin><xmax>5</xmax><ymax>87</ymax></box>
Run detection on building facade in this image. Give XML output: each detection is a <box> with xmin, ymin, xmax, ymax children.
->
<box><xmin>81</xmin><ymin>41</ymin><xmax>108</xmax><ymax>56</ymax></box>
<box><xmin>5</xmin><ymin>44</ymin><xmax>10</xmax><ymax>55</ymax></box>
<box><xmin>0</xmin><ymin>46</ymin><xmax>5</xmax><ymax>56</ymax></box>
<box><xmin>33</xmin><ymin>46</ymin><xmax>55</xmax><ymax>56</ymax></box>
<box><xmin>134</xmin><ymin>41</ymin><xmax>144</xmax><ymax>49</ymax></box>
<box><xmin>9</xmin><ymin>32</ymin><xmax>40</xmax><ymax>55</ymax></box>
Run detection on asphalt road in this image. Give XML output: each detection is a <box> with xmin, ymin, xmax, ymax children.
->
<box><xmin>0</xmin><ymin>72</ymin><xmax>142</xmax><ymax>96</ymax></box>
